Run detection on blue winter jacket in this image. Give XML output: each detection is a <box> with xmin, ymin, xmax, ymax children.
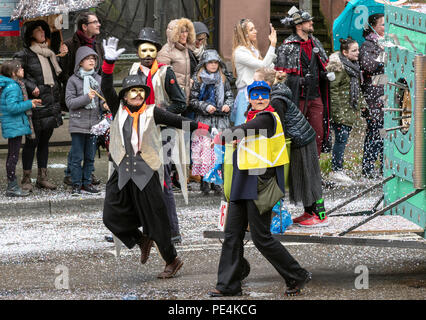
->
<box><xmin>0</xmin><ymin>75</ymin><xmax>32</xmax><ymax>139</ymax></box>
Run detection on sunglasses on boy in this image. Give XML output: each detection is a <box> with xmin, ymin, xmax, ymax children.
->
<box><xmin>249</xmin><ymin>89</ymin><xmax>270</xmax><ymax>100</ymax></box>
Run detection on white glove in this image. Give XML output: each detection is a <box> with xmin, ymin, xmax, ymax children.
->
<box><xmin>327</xmin><ymin>72</ymin><xmax>336</xmax><ymax>82</ymax></box>
<box><xmin>211</xmin><ymin>127</ymin><xmax>219</xmax><ymax>137</ymax></box>
<box><xmin>103</xmin><ymin>37</ymin><xmax>126</xmax><ymax>61</ymax></box>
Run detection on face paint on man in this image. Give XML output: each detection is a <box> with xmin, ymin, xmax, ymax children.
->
<box><xmin>138</xmin><ymin>43</ymin><xmax>158</xmax><ymax>67</ymax></box>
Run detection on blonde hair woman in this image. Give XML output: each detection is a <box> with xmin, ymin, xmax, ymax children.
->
<box><xmin>230</xmin><ymin>19</ymin><xmax>277</xmax><ymax>125</ymax></box>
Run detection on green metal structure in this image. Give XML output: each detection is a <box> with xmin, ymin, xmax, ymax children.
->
<box><xmin>383</xmin><ymin>3</ymin><xmax>426</xmax><ymax>238</ymax></box>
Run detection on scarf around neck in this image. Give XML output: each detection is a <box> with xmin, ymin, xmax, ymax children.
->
<box><xmin>30</xmin><ymin>42</ymin><xmax>62</xmax><ymax>86</ymax></box>
<box><xmin>193</xmin><ymin>45</ymin><xmax>205</xmax><ymax>59</ymax></box>
<box><xmin>338</xmin><ymin>52</ymin><xmax>362</xmax><ymax>110</ymax></box>
<box><xmin>247</xmin><ymin>105</ymin><xmax>275</xmax><ymax>122</ymax></box>
<box><xmin>79</xmin><ymin>67</ymin><xmax>98</xmax><ymax>109</ymax></box>
<box><xmin>76</xmin><ymin>30</ymin><xmax>95</xmax><ymax>48</ymax></box>
<box><xmin>139</xmin><ymin>60</ymin><xmax>166</xmax><ymax>105</ymax></box>
<box><xmin>199</xmin><ymin>69</ymin><xmax>224</xmax><ymax>108</ymax></box>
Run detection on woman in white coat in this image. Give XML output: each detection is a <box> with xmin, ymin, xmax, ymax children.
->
<box><xmin>231</xmin><ymin>19</ymin><xmax>277</xmax><ymax>125</ymax></box>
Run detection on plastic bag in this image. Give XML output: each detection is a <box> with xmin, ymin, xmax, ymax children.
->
<box><xmin>270</xmin><ymin>201</ymin><xmax>293</xmax><ymax>234</ymax></box>
<box><xmin>90</xmin><ymin>113</ymin><xmax>112</xmax><ymax>136</ymax></box>
<box><xmin>204</xmin><ymin>144</ymin><xmax>225</xmax><ymax>185</ymax></box>
<box><xmin>223</xmin><ymin>143</ymin><xmax>234</xmax><ymax>202</ymax></box>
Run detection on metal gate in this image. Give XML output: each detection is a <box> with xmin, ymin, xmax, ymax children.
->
<box><xmin>95</xmin><ymin>0</ymin><xmax>219</xmax><ymax>52</ymax></box>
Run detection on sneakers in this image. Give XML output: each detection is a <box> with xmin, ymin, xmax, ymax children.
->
<box><xmin>81</xmin><ymin>184</ymin><xmax>100</xmax><ymax>194</ymax></box>
<box><xmin>329</xmin><ymin>171</ymin><xmax>354</xmax><ymax>185</ymax></box>
<box><xmin>91</xmin><ymin>174</ymin><xmax>101</xmax><ymax>185</ymax></box>
<box><xmin>71</xmin><ymin>185</ymin><xmax>81</xmax><ymax>196</ymax></box>
<box><xmin>292</xmin><ymin>212</ymin><xmax>314</xmax><ymax>225</ymax></box>
<box><xmin>65</xmin><ymin>174</ymin><xmax>100</xmax><ymax>186</ymax></box>
<box><xmin>298</xmin><ymin>214</ymin><xmax>329</xmax><ymax>227</ymax></box>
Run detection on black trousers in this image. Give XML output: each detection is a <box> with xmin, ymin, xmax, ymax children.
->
<box><xmin>362</xmin><ymin>119</ymin><xmax>384</xmax><ymax>176</ymax></box>
<box><xmin>103</xmin><ymin>170</ymin><xmax>177</xmax><ymax>265</ymax></box>
<box><xmin>163</xmin><ymin>164</ymin><xmax>180</xmax><ymax>237</ymax></box>
<box><xmin>22</xmin><ymin>127</ymin><xmax>54</xmax><ymax>170</ymax></box>
<box><xmin>6</xmin><ymin>136</ymin><xmax>22</xmax><ymax>182</ymax></box>
<box><xmin>216</xmin><ymin>200</ymin><xmax>307</xmax><ymax>294</ymax></box>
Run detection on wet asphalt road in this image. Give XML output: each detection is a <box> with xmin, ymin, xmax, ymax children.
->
<box><xmin>0</xmin><ymin>196</ymin><xmax>425</xmax><ymax>302</ymax></box>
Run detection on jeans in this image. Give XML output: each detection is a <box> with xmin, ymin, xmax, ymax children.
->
<box><xmin>65</xmin><ymin>144</ymin><xmax>96</xmax><ymax>177</ymax></box>
<box><xmin>65</xmin><ymin>148</ymin><xmax>72</xmax><ymax>176</ymax></box>
<box><xmin>331</xmin><ymin>123</ymin><xmax>352</xmax><ymax>172</ymax></box>
<box><xmin>70</xmin><ymin>133</ymin><xmax>97</xmax><ymax>186</ymax></box>
<box><xmin>362</xmin><ymin>119</ymin><xmax>383</xmax><ymax>176</ymax></box>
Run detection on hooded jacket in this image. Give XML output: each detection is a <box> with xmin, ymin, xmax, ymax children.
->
<box><xmin>14</xmin><ymin>20</ymin><xmax>63</xmax><ymax>131</ymax></box>
<box><xmin>327</xmin><ymin>52</ymin><xmax>365</xmax><ymax>127</ymax></box>
<box><xmin>189</xmin><ymin>50</ymin><xmax>234</xmax><ymax>130</ymax></box>
<box><xmin>0</xmin><ymin>75</ymin><xmax>33</xmax><ymax>139</ymax></box>
<box><xmin>65</xmin><ymin>46</ymin><xmax>103</xmax><ymax>134</ymax></box>
<box><xmin>157</xmin><ymin>18</ymin><xmax>195</xmax><ymax>103</ymax></box>
<box><xmin>61</xmin><ymin>31</ymin><xmax>104</xmax><ymax>80</ymax></box>
<box><xmin>359</xmin><ymin>33</ymin><xmax>385</xmax><ymax>124</ymax></box>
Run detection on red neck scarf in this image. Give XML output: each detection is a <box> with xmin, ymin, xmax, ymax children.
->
<box><xmin>140</xmin><ymin>60</ymin><xmax>166</xmax><ymax>105</ymax></box>
<box><xmin>246</xmin><ymin>105</ymin><xmax>275</xmax><ymax>122</ymax></box>
<box><xmin>76</xmin><ymin>30</ymin><xmax>95</xmax><ymax>48</ymax></box>
<box><xmin>300</xmin><ymin>38</ymin><xmax>313</xmax><ymax>60</ymax></box>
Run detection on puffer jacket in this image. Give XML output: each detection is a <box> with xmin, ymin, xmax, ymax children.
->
<box><xmin>359</xmin><ymin>33</ymin><xmax>385</xmax><ymax>124</ymax></box>
<box><xmin>14</xmin><ymin>20</ymin><xmax>63</xmax><ymax>131</ymax></box>
<box><xmin>327</xmin><ymin>52</ymin><xmax>364</xmax><ymax>127</ymax></box>
<box><xmin>65</xmin><ymin>46</ymin><xmax>103</xmax><ymax>134</ymax></box>
<box><xmin>270</xmin><ymin>82</ymin><xmax>316</xmax><ymax>148</ymax></box>
<box><xmin>0</xmin><ymin>75</ymin><xmax>33</xmax><ymax>139</ymax></box>
<box><xmin>157</xmin><ymin>18</ymin><xmax>195</xmax><ymax>103</ymax></box>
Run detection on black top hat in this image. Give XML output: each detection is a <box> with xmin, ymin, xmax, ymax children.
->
<box><xmin>118</xmin><ymin>75</ymin><xmax>151</xmax><ymax>101</ymax></box>
<box><xmin>133</xmin><ymin>27</ymin><xmax>162</xmax><ymax>52</ymax></box>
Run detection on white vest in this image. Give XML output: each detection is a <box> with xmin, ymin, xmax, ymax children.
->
<box><xmin>129</xmin><ymin>62</ymin><xmax>170</xmax><ymax>108</ymax></box>
<box><xmin>109</xmin><ymin>103</ymin><xmax>162</xmax><ymax>171</ymax></box>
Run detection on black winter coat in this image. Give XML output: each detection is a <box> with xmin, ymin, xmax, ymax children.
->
<box><xmin>61</xmin><ymin>32</ymin><xmax>104</xmax><ymax>81</ymax></box>
<box><xmin>359</xmin><ymin>34</ymin><xmax>385</xmax><ymax>125</ymax></box>
<box><xmin>276</xmin><ymin>34</ymin><xmax>331</xmax><ymax>151</ymax></box>
<box><xmin>270</xmin><ymin>82</ymin><xmax>316</xmax><ymax>148</ymax></box>
<box><xmin>14</xmin><ymin>48</ymin><xmax>63</xmax><ymax>131</ymax></box>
